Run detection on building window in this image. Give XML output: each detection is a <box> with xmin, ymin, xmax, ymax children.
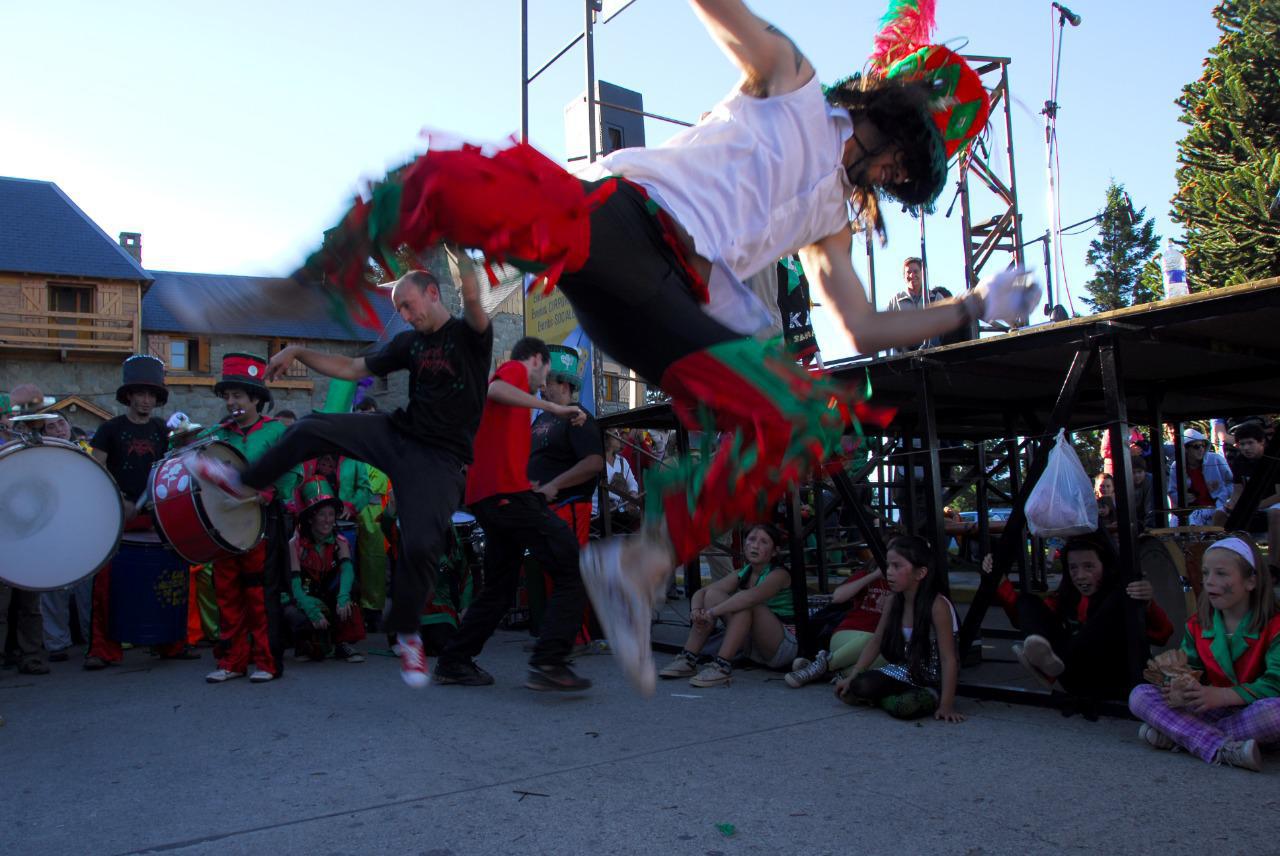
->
<box><xmin>603</xmin><ymin>373</ymin><xmax>625</xmax><ymax>404</ymax></box>
<box><xmin>268</xmin><ymin>338</ymin><xmax>309</xmax><ymax>378</ymax></box>
<box><xmin>170</xmin><ymin>339</ymin><xmax>188</xmax><ymax>370</ymax></box>
<box><xmin>47</xmin><ymin>283</ymin><xmax>94</xmax><ymax>340</ymax></box>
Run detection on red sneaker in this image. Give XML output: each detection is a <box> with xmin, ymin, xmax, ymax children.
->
<box><xmin>398</xmin><ymin>635</ymin><xmax>430</xmax><ymax>689</ymax></box>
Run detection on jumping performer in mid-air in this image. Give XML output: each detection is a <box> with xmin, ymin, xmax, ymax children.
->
<box><xmin>177</xmin><ymin>0</ymin><xmax>1039</xmax><ymax>694</ymax></box>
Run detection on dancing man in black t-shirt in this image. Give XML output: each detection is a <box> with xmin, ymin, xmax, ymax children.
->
<box><xmin>188</xmin><ymin>262</ymin><xmax>492</xmax><ymax>688</ymax></box>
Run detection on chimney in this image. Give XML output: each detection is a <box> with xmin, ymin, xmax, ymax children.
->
<box><xmin>119</xmin><ymin>232</ymin><xmax>142</xmax><ymax>264</ymax></box>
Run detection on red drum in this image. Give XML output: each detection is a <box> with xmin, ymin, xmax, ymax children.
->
<box><xmin>0</xmin><ymin>437</ymin><xmax>123</xmax><ymax>590</ymax></box>
<box><xmin>150</xmin><ymin>440</ymin><xmax>263</xmax><ymax>564</ymax></box>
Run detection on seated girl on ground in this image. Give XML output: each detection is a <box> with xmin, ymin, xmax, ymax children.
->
<box><xmin>658</xmin><ymin>523</ymin><xmax>797</xmax><ymax>688</ymax></box>
<box><xmin>284</xmin><ymin>477</ymin><xmax>366</xmax><ymax>663</ymax></box>
<box><xmin>996</xmin><ymin>531</ymin><xmax>1172</xmax><ymax>700</ymax></box>
<box><xmin>835</xmin><ymin>535</ymin><xmax>964</xmax><ymax>722</ymax></box>
<box><xmin>1129</xmin><ymin>535</ymin><xmax>1280</xmax><ymax>771</ymax></box>
<box><xmin>785</xmin><ymin>563</ymin><xmax>890</xmax><ymax>688</ymax></box>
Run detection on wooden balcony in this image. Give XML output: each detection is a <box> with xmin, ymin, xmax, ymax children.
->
<box><xmin>0</xmin><ymin>306</ymin><xmax>138</xmax><ymax>353</ymax></box>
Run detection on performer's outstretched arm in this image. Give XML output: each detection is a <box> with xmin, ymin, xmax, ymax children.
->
<box><xmin>689</xmin><ymin>0</ymin><xmax>814</xmax><ymax>96</ymax></box>
<box><xmin>445</xmin><ymin>244</ymin><xmax>490</xmax><ymax>334</ymax></box>
<box><xmin>799</xmin><ymin>229</ymin><xmax>979</xmax><ymax>356</ymax></box>
<box><xmin>265</xmin><ymin>346</ymin><xmax>370</xmax><ymax>383</ymax></box>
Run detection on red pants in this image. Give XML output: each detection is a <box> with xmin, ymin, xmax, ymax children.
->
<box><xmin>552</xmin><ymin>501</ymin><xmax>593</xmax><ymax>645</ymax></box>
<box><xmin>213</xmin><ymin>541</ymin><xmax>277</xmax><ymax>675</ymax></box>
<box><xmin>88</xmin><ymin>515</ymin><xmax>184</xmax><ymax>661</ymax></box>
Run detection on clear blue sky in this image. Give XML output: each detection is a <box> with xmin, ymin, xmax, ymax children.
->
<box><xmin>1</xmin><ymin>1</ymin><xmax>1219</xmax><ymax>359</ymax></box>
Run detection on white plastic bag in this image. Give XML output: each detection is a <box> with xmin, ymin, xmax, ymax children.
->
<box><xmin>1025</xmin><ymin>429</ymin><xmax>1099</xmax><ymax>537</ymax></box>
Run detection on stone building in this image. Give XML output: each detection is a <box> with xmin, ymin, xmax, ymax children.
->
<box><xmin>1</xmin><ymin>176</ymin><xmax>526</xmax><ymax>434</ymax></box>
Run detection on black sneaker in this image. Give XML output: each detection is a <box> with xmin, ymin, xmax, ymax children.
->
<box><xmin>526</xmin><ymin>663</ymin><xmax>592</xmax><ymax>692</ymax></box>
<box><xmin>432</xmin><ymin>658</ymin><xmax>495</xmax><ymax>686</ymax></box>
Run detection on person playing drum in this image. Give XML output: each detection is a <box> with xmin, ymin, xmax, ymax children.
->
<box><xmin>203</xmin><ymin>353</ymin><xmax>302</xmax><ymax>684</ymax></box>
<box><xmin>285</xmin><ymin>476</ymin><xmax>366</xmax><ymax>663</ymax></box>
<box><xmin>85</xmin><ymin>355</ymin><xmax>196</xmax><ymax>670</ymax></box>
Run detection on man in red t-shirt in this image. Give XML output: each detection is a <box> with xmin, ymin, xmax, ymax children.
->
<box><xmin>435</xmin><ymin>337</ymin><xmax>594</xmax><ymax>691</ymax></box>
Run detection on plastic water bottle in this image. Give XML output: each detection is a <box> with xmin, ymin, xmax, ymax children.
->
<box><xmin>1162</xmin><ymin>240</ymin><xmax>1190</xmax><ymax>298</ymax></box>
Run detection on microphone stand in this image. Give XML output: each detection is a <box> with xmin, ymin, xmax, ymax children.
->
<box><xmin>1041</xmin><ymin>5</ymin><xmax>1073</xmax><ymax>316</ymax></box>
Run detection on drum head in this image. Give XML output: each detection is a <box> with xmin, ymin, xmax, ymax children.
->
<box><xmin>451</xmin><ymin>511</ymin><xmax>476</xmax><ymax>525</ymax></box>
<box><xmin>188</xmin><ymin>442</ymin><xmax>261</xmax><ymax>551</ymax></box>
<box><xmin>0</xmin><ymin>441</ymin><xmax>122</xmax><ymax>590</ymax></box>
<box><xmin>1138</xmin><ymin>536</ymin><xmax>1196</xmax><ymax>651</ymax></box>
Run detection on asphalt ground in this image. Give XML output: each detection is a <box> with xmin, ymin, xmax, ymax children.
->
<box><xmin>2</xmin><ymin>622</ymin><xmax>1274</xmax><ymax>856</ymax></box>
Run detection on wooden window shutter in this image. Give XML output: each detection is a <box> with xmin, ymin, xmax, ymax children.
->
<box><xmin>196</xmin><ymin>336</ymin><xmax>211</xmax><ymax>373</ymax></box>
<box><xmin>148</xmin><ymin>334</ymin><xmax>170</xmax><ymax>363</ymax></box>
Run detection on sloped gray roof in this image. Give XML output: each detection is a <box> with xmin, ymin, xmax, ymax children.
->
<box><xmin>0</xmin><ymin>176</ymin><xmax>151</xmax><ymax>281</ymax></box>
<box><xmin>142</xmin><ymin>270</ymin><xmax>408</xmax><ymax>344</ymax></box>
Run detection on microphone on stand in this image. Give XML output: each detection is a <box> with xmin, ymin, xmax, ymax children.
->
<box><xmin>1052</xmin><ymin>2</ymin><xmax>1082</xmax><ymax>26</ymax></box>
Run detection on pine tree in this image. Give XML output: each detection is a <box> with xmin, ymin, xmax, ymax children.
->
<box><xmin>1133</xmin><ymin>255</ymin><xmax>1164</xmax><ymax>305</ymax></box>
<box><xmin>1082</xmin><ymin>181</ymin><xmax>1160</xmax><ymax>312</ymax></box>
<box><xmin>1171</xmin><ymin>0</ymin><xmax>1280</xmax><ymax>288</ymax></box>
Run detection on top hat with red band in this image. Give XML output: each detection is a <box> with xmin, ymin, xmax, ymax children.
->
<box><xmin>117</xmin><ymin>354</ymin><xmax>169</xmax><ymax>406</ymax></box>
<box><xmin>296</xmin><ymin>475</ymin><xmax>343</xmax><ymax>521</ymax></box>
<box><xmin>213</xmin><ymin>352</ymin><xmax>272</xmax><ymax>408</ymax></box>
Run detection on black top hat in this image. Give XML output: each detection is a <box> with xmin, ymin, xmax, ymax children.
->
<box><xmin>116</xmin><ymin>355</ymin><xmax>169</xmax><ymax>406</ymax></box>
<box><xmin>213</xmin><ymin>352</ymin><xmax>273</xmax><ymax>409</ymax></box>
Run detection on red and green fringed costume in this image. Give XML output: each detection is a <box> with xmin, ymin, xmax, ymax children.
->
<box><xmin>294</xmin><ymin>139</ymin><xmax>893</xmax><ymax>567</ymax></box>
<box><xmin>650</xmin><ymin>337</ymin><xmax>893</xmax><ymax>565</ymax></box>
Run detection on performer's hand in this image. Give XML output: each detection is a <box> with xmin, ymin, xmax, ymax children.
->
<box><xmin>1184</xmin><ymin>683</ymin><xmax>1235</xmax><ymax>713</ymax></box>
<box><xmin>834</xmin><ymin>675</ymin><xmax>853</xmax><ymax>699</ymax></box>
<box><xmin>534</xmin><ymin>483</ymin><xmax>558</xmax><ymax>502</ymax></box>
<box><xmin>980</xmin><ymin>554</ymin><xmax>994</xmax><ymax>575</ymax></box>
<box><xmin>313</xmin><ymin>616</ymin><xmax>330</xmax><ymax>630</ymax></box>
<box><xmin>265</xmin><ymin>346</ymin><xmax>297</xmax><ymax>382</ymax></box>
<box><xmin>1125</xmin><ymin>579</ymin><xmax>1154</xmax><ymax>601</ymax></box>
<box><xmin>552</xmin><ymin>404</ymin><xmax>586</xmax><ymax>426</ymax></box>
<box><xmin>337</xmin><ymin>603</ymin><xmax>352</xmax><ymax>622</ymax></box>
<box><xmin>934</xmin><ymin>705</ymin><xmax>966</xmax><ymax>724</ymax></box>
<box><xmin>974</xmin><ymin>267</ymin><xmax>1041</xmax><ymax>326</ymax></box>
<box><xmin>122</xmin><ymin>499</ymin><xmax>138</xmax><ymax>522</ymax></box>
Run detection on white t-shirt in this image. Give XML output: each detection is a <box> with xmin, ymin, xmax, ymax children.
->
<box><xmin>577</xmin><ymin>75</ymin><xmax>853</xmax><ymax>334</ymax></box>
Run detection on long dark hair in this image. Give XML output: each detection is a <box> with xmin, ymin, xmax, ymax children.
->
<box><xmin>825</xmin><ymin>75</ymin><xmax>947</xmax><ymax>237</ymax></box>
<box><xmin>1056</xmin><ymin>531</ymin><xmax>1121</xmax><ymax>618</ymax></box>
<box><xmin>880</xmin><ymin>535</ymin><xmax>947</xmax><ymax>683</ymax></box>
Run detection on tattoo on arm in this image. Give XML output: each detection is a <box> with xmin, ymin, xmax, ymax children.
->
<box><xmin>765</xmin><ymin>24</ymin><xmax>804</xmax><ymax>74</ymax></box>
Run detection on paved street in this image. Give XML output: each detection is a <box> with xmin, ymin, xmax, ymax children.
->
<box><xmin>2</xmin><ymin>631</ymin><xmax>1272</xmax><ymax>856</ymax></box>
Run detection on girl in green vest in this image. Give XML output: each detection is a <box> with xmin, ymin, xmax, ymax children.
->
<box><xmin>1129</xmin><ymin>536</ymin><xmax>1280</xmax><ymax>771</ymax></box>
<box><xmin>657</xmin><ymin>523</ymin><xmax>798</xmax><ymax>688</ymax></box>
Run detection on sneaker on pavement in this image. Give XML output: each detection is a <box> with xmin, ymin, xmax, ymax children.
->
<box><xmin>205</xmin><ymin>669</ymin><xmax>245</xmax><ymax>683</ymax></box>
<box><xmin>1021</xmin><ymin>634</ymin><xmax>1065</xmax><ymax>677</ymax></box>
<box><xmin>18</xmin><ymin>657</ymin><xmax>50</xmax><ymax>676</ymax></box>
<box><xmin>397</xmin><ymin>636</ymin><xmax>429</xmax><ymax>688</ymax></box>
<box><xmin>570</xmin><ymin>639</ymin><xmax>611</xmax><ymax>658</ymax></box>
<box><xmin>785</xmin><ymin>650</ymin><xmax>830</xmax><ymax>688</ymax></box>
<box><xmin>432</xmin><ymin>658</ymin><xmax>495</xmax><ymax>686</ymax></box>
<box><xmin>1139</xmin><ymin>723</ymin><xmax>1175</xmax><ymax>750</ymax></box>
<box><xmin>249</xmin><ymin>670</ymin><xmax>275</xmax><ymax>683</ymax></box>
<box><xmin>658</xmin><ymin>652</ymin><xmax>698</xmax><ymax>679</ymax></box>
<box><xmin>526</xmin><ymin>662</ymin><xmax>592</xmax><ymax>692</ymax></box>
<box><xmin>335</xmin><ymin>642</ymin><xmax>365</xmax><ymax>663</ymax></box>
<box><xmin>689</xmin><ymin>662</ymin><xmax>732</xmax><ymax>688</ymax></box>
<box><xmin>580</xmin><ymin>537</ymin><xmax>656</xmax><ymax>697</ymax></box>
<box><xmin>83</xmin><ymin>656</ymin><xmax>109</xmax><ymax>671</ymax></box>
<box><xmin>1216</xmin><ymin>739</ymin><xmax>1262</xmax><ymax>772</ymax></box>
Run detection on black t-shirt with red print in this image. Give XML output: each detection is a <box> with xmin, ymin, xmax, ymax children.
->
<box><xmin>364</xmin><ymin>317</ymin><xmax>493</xmax><ymax>464</ymax></box>
<box><xmin>91</xmin><ymin>415</ymin><xmax>168</xmax><ymax>501</ymax></box>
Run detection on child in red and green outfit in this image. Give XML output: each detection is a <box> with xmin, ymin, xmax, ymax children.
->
<box><xmin>285</xmin><ymin>476</ymin><xmax>365</xmax><ymax>663</ymax></box>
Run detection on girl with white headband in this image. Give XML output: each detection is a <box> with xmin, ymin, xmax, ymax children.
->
<box><xmin>1129</xmin><ymin>535</ymin><xmax>1280</xmax><ymax>771</ymax></box>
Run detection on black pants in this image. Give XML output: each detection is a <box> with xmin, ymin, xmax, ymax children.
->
<box><xmin>241</xmin><ymin>412</ymin><xmax>463</xmax><ymax>634</ymax></box>
<box><xmin>441</xmin><ymin>492</ymin><xmax>585</xmax><ymax>668</ymax></box>
<box><xmin>1017</xmin><ymin>590</ymin><xmax>1137</xmax><ymax>700</ymax></box>
<box><xmin>557</xmin><ymin>180</ymin><xmax>739</xmax><ymax>386</ymax></box>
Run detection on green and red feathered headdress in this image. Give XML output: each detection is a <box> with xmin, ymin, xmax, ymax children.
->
<box><xmin>830</xmin><ymin>0</ymin><xmax>990</xmax><ymax>212</ymax></box>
